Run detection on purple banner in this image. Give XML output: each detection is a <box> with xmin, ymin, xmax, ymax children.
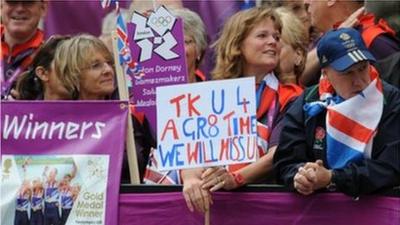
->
<box><xmin>1</xmin><ymin>101</ymin><xmax>128</xmax><ymax>225</ymax></box>
<box><xmin>44</xmin><ymin>1</ymin><xmax>130</xmax><ymax>37</ymax></box>
<box><xmin>119</xmin><ymin>192</ymin><xmax>400</xmax><ymax>225</ymax></box>
<box><xmin>184</xmin><ymin>1</ymin><xmax>241</xmax><ymax>76</ymax></box>
<box><xmin>128</xmin><ymin>6</ymin><xmax>188</xmax><ymax>133</ymax></box>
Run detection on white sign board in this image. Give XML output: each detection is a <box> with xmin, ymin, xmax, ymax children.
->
<box><xmin>156</xmin><ymin>77</ymin><xmax>257</xmax><ymax>171</ymax></box>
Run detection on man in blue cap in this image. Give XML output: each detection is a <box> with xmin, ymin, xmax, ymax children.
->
<box><xmin>274</xmin><ymin>27</ymin><xmax>400</xmax><ymax>196</ymax></box>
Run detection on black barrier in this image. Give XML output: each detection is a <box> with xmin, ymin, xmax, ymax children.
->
<box><xmin>120</xmin><ymin>184</ymin><xmax>400</xmax><ymax>197</ymax></box>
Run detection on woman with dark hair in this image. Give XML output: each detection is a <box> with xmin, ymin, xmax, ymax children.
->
<box><xmin>16</xmin><ymin>35</ymin><xmax>74</xmax><ymax>100</ymax></box>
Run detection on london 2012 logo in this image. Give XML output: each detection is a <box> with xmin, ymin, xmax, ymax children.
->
<box><xmin>150</xmin><ymin>15</ymin><xmax>172</xmax><ymax>28</ymax></box>
<box><xmin>132</xmin><ymin>6</ymin><xmax>179</xmax><ymax>62</ymax></box>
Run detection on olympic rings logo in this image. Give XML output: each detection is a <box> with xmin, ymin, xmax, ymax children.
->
<box><xmin>151</xmin><ymin>16</ymin><xmax>172</xmax><ymax>27</ymax></box>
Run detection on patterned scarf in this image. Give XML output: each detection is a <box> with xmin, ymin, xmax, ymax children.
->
<box><xmin>304</xmin><ymin>66</ymin><xmax>383</xmax><ymax>169</ymax></box>
<box><xmin>256</xmin><ymin>73</ymin><xmax>279</xmax><ymax>155</ymax></box>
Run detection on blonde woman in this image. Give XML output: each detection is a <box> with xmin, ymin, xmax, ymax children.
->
<box><xmin>181</xmin><ymin>7</ymin><xmax>303</xmax><ymax>213</ymax></box>
<box><xmin>54</xmin><ymin>34</ymin><xmax>115</xmax><ymax>100</ymax></box>
<box><xmin>54</xmin><ymin>35</ymin><xmax>155</xmax><ymax>182</ymax></box>
<box><xmin>276</xmin><ymin>7</ymin><xmax>308</xmax><ymax>84</ymax></box>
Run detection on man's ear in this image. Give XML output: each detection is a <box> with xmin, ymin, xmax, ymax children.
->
<box><xmin>327</xmin><ymin>0</ymin><xmax>337</xmax><ymax>7</ymax></box>
<box><xmin>35</xmin><ymin>66</ymin><xmax>49</xmax><ymax>82</ymax></box>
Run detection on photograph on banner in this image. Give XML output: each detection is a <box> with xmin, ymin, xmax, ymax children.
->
<box><xmin>1</xmin><ymin>155</ymin><xmax>108</xmax><ymax>225</ymax></box>
<box><xmin>1</xmin><ymin>101</ymin><xmax>128</xmax><ymax>225</ymax></box>
<box><xmin>155</xmin><ymin>77</ymin><xmax>257</xmax><ymax>171</ymax></box>
<box><xmin>127</xmin><ymin>5</ymin><xmax>188</xmax><ymax>133</ymax></box>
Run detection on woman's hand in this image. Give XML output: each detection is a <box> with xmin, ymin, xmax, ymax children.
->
<box><xmin>4</xmin><ymin>89</ymin><xmax>20</xmax><ymax>100</ymax></box>
<box><xmin>201</xmin><ymin>167</ymin><xmax>238</xmax><ymax>192</ymax></box>
<box><xmin>182</xmin><ymin>168</ymin><xmax>213</xmax><ymax>214</ymax></box>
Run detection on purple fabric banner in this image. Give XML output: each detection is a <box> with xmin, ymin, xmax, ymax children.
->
<box><xmin>183</xmin><ymin>1</ymin><xmax>241</xmax><ymax>75</ymax></box>
<box><xmin>128</xmin><ymin>7</ymin><xmax>188</xmax><ymax>133</ymax></box>
<box><xmin>44</xmin><ymin>1</ymin><xmax>130</xmax><ymax>37</ymax></box>
<box><xmin>1</xmin><ymin>101</ymin><xmax>128</xmax><ymax>225</ymax></box>
<box><xmin>119</xmin><ymin>192</ymin><xmax>400</xmax><ymax>225</ymax></box>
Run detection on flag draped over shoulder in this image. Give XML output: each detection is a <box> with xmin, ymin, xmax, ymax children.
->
<box><xmin>304</xmin><ymin>66</ymin><xmax>383</xmax><ymax>169</ymax></box>
<box><xmin>326</xmin><ymin>77</ymin><xmax>383</xmax><ymax>169</ymax></box>
<box><xmin>255</xmin><ymin>73</ymin><xmax>279</xmax><ymax>155</ymax></box>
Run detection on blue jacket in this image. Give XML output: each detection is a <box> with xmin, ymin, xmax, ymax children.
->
<box><xmin>274</xmin><ymin>81</ymin><xmax>400</xmax><ymax>196</ymax></box>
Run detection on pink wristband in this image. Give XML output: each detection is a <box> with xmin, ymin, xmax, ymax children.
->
<box><xmin>231</xmin><ymin>172</ymin><xmax>245</xmax><ymax>186</ymax></box>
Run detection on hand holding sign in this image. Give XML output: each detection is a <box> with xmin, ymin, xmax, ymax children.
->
<box><xmin>200</xmin><ymin>167</ymin><xmax>238</xmax><ymax>192</ymax></box>
<box><xmin>182</xmin><ymin>168</ymin><xmax>213</xmax><ymax>214</ymax></box>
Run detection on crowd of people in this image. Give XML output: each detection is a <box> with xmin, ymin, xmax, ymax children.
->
<box><xmin>2</xmin><ymin>0</ymin><xmax>399</xmax><ymax>219</ymax></box>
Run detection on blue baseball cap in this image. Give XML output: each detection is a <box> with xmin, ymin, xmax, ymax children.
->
<box><xmin>317</xmin><ymin>28</ymin><xmax>375</xmax><ymax>72</ymax></box>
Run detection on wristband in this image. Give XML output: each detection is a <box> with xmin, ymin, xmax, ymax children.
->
<box><xmin>231</xmin><ymin>172</ymin><xmax>245</xmax><ymax>186</ymax></box>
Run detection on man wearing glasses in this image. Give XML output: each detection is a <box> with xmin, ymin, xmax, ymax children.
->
<box><xmin>1</xmin><ymin>0</ymin><xmax>47</xmax><ymax>99</ymax></box>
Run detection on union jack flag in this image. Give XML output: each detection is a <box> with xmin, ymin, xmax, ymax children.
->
<box><xmin>116</xmin><ymin>13</ymin><xmax>144</xmax><ymax>81</ymax></box>
<box><xmin>326</xmin><ymin>77</ymin><xmax>383</xmax><ymax>169</ymax></box>
<box><xmin>304</xmin><ymin>67</ymin><xmax>383</xmax><ymax>169</ymax></box>
<box><xmin>144</xmin><ymin>148</ymin><xmax>181</xmax><ymax>185</ymax></box>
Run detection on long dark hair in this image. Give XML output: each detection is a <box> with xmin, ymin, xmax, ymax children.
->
<box><xmin>16</xmin><ymin>35</ymin><xmax>70</xmax><ymax>100</ymax></box>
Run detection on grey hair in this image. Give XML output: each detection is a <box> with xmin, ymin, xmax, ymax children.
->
<box><xmin>170</xmin><ymin>8</ymin><xmax>208</xmax><ymax>65</ymax></box>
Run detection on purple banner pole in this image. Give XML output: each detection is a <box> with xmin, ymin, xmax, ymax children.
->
<box><xmin>1</xmin><ymin>101</ymin><xmax>128</xmax><ymax>225</ymax></box>
<box><xmin>119</xmin><ymin>192</ymin><xmax>400</xmax><ymax>225</ymax></box>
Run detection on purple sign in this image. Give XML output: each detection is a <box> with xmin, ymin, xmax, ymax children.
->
<box><xmin>1</xmin><ymin>101</ymin><xmax>128</xmax><ymax>225</ymax></box>
<box><xmin>128</xmin><ymin>6</ymin><xmax>188</xmax><ymax>133</ymax></box>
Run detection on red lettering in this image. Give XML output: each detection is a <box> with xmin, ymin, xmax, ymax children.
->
<box><xmin>161</xmin><ymin>119</ymin><xmax>179</xmax><ymax>141</ymax></box>
<box><xmin>223</xmin><ymin>111</ymin><xmax>235</xmax><ymax>136</ymax></box>
<box><xmin>187</xmin><ymin>142</ymin><xmax>200</xmax><ymax>164</ymax></box>
<box><xmin>169</xmin><ymin>94</ymin><xmax>185</xmax><ymax>117</ymax></box>
<box><xmin>219</xmin><ymin>138</ymin><xmax>230</xmax><ymax>160</ymax></box>
<box><xmin>239</xmin><ymin>116</ymin><xmax>250</xmax><ymax>135</ymax></box>
<box><xmin>188</xmin><ymin>94</ymin><xmax>201</xmax><ymax>116</ymax></box>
